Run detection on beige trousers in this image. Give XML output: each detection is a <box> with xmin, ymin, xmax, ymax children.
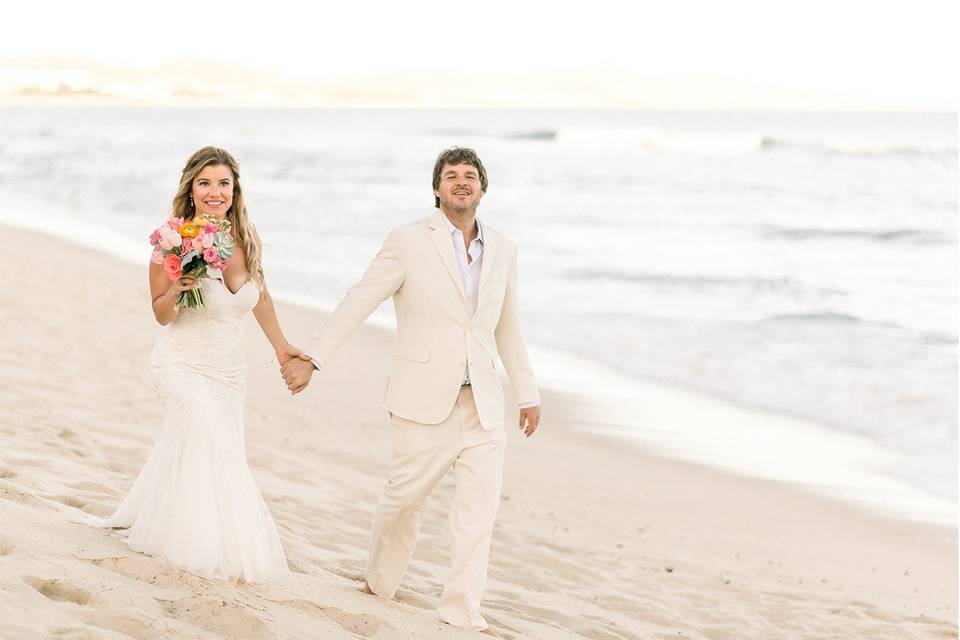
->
<box><xmin>366</xmin><ymin>386</ymin><xmax>505</xmax><ymax>631</ymax></box>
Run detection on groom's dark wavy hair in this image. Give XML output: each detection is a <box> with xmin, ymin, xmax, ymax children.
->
<box><xmin>432</xmin><ymin>147</ymin><xmax>488</xmax><ymax>208</ymax></box>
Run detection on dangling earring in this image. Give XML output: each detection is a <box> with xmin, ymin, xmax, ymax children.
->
<box><xmin>189</xmin><ymin>195</ymin><xmax>195</xmax><ymax>208</ymax></box>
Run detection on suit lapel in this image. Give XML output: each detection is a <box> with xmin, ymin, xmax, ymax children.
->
<box><xmin>428</xmin><ymin>213</ymin><xmax>467</xmax><ymax>301</ymax></box>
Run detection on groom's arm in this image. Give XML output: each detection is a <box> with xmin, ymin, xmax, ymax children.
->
<box><xmin>494</xmin><ymin>246</ymin><xmax>540</xmax><ymax>408</ymax></box>
<box><xmin>305</xmin><ymin>230</ymin><xmax>406</xmax><ymax>367</ymax></box>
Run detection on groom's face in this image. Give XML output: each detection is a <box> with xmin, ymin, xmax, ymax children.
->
<box><xmin>434</xmin><ymin>162</ymin><xmax>484</xmax><ymax>214</ymax></box>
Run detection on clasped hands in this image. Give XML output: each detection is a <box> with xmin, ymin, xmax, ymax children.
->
<box><xmin>276</xmin><ymin>344</ymin><xmax>315</xmax><ymax>395</ymax></box>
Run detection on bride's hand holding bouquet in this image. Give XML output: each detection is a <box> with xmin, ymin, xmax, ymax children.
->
<box><xmin>149</xmin><ymin>214</ymin><xmax>235</xmax><ymax>309</ymax></box>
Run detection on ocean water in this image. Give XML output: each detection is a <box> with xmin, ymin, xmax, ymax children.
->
<box><xmin>0</xmin><ymin>107</ymin><xmax>956</xmax><ymax>519</ymax></box>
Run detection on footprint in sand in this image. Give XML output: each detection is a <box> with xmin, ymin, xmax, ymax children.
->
<box><xmin>393</xmin><ymin>589</ymin><xmax>434</xmax><ymax>611</ymax></box>
<box><xmin>326</xmin><ymin>607</ymin><xmax>390</xmax><ymax>638</ymax></box>
<box><xmin>0</xmin><ymin>534</ymin><xmax>14</xmax><ymax>556</ymax></box>
<box><xmin>0</xmin><ymin>485</ymin><xmax>55</xmax><ymax>510</ymax></box>
<box><xmin>323</xmin><ymin>608</ymin><xmax>387</xmax><ymax>638</ymax></box>
<box><xmin>46</xmin><ymin>626</ymin><xmax>111</xmax><ymax>639</ymax></box>
<box><xmin>159</xmin><ymin>595</ymin><xmax>272</xmax><ymax>640</ymax></box>
<box><xmin>45</xmin><ymin>494</ymin><xmax>87</xmax><ymax>509</ymax></box>
<box><xmin>23</xmin><ymin>576</ymin><xmax>92</xmax><ymax>605</ymax></box>
<box><xmin>67</xmin><ymin>481</ymin><xmax>117</xmax><ymax>498</ymax></box>
<box><xmin>5</xmin><ymin>457</ymin><xmax>49</xmax><ymax>468</ymax></box>
<box><xmin>76</xmin><ymin>610</ymin><xmax>171</xmax><ymax>640</ymax></box>
<box><xmin>90</xmin><ymin>555</ymin><xmax>195</xmax><ymax>591</ymax></box>
<box><xmin>575</xmin><ymin>626</ymin><xmax>635</xmax><ymax>640</ymax></box>
<box><xmin>277</xmin><ymin>599</ymin><xmax>392</xmax><ymax>639</ymax></box>
<box><xmin>701</xmin><ymin>627</ymin><xmax>740</xmax><ymax>640</ymax></box>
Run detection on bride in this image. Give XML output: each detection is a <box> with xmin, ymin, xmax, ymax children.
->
<box><xmin>87</xmin><ymin>147</ymin><xmax>299</xmax><ymax>582</ymax></box>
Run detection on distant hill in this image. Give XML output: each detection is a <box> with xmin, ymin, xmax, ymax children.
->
<box><xmin>0</xmin><ymin>58</ymin><xmax>938</xmax><ymax>110</ymax></box>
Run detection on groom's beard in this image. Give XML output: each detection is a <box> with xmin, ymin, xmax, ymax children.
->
<box><xmin>439</xmin><ymin>195</ymin><xmax>479</xmax><ymax>219</ymax></box>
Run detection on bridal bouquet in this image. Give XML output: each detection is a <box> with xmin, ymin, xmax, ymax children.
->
<box><xmin>149</xmin><ymin>215</ymin><xmax>235</xmax><ymax>309</ymax></box>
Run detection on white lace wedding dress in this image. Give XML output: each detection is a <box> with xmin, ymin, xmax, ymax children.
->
<box><xmin>86</xmin><ymin>277</ymin><xmax>288</xmax><ymax>582</ymax></box>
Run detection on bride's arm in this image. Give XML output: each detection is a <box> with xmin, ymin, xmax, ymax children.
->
<box><xmin>252</xmin><ymin>279</ymin><xmax>295</xmax><ymax>356</ymax></box>
<box><xmin>249</xmin><ymin>228</ymin><xmax>300</xmax><ymax>360</ymax></box>
<box><xmin>150</xmin><ymin>261</ymin><xmax>196</xmax><ymax>325</ymax></box>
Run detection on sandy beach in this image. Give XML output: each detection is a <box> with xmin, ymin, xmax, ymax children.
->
<box><xmin>0</xmin><ymin>224</ymin><xmax>955</xmax><ymax>640</ymax></box>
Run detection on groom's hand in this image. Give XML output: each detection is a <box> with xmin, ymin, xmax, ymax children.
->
<box><xmin>281</xmin><ymin>357</ymin><xmax>315</xmax><ymax>395</ymax></box>
<box><xmin>519</xmin><ymin>406</ymin><xmax>541</xmax><ymax>438</ymax></box>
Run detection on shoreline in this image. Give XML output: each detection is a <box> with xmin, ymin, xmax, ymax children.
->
<box><xmin>0</xmin><ymin>224</ymin><xmax>956</xmax><ymax>639</ymax></box>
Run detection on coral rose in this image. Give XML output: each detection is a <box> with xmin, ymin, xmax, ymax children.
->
<box><xmin>162</xmin><ymin>254</ymin><xmax>182</xmax><ymax>281</ymax></box>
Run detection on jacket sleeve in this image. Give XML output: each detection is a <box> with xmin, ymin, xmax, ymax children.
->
<box><xmin>494</xmin><ymin>246</ymin><xmax>540</xmax><ymax>405</ymax></box>
<box><xmin>303</xmin><ymin>230</ymin><xmax>405</xmax><ymax>367</ymax></box>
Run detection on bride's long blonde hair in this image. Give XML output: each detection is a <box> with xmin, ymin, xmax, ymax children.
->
<box><xmin>172</xmin><ymin>147</ymin><xmax>263</xmax><ymax>287</ymax></box>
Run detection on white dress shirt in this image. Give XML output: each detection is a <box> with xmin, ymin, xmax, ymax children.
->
<box><xmin>441</xmin><ymin>214</ymin><xmax>538</xmax><ymax>410</ymax></box>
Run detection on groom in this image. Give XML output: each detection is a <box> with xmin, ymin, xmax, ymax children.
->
<box><xmin>281</xmin><ymin>147</ymin><xmax>541</xmax><ymax>633</ymax></box>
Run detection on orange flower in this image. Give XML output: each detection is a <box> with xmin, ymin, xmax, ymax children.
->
<box><xmin>180</xmin><ymin>223</ymin><xmax>200</xmax><ymax>238</ymax></box>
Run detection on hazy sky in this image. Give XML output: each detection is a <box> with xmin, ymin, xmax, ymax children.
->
<box><xmin>4</xmin><ymin>0</ymin><xmax>958</xmax><ymax>109</ymax></box>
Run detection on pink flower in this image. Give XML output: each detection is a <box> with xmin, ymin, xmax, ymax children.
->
<box><xmin>158</xmin><ymin>225</ymin><xmax>182</xmax><ymax>250</ymax></box>
<box><xmin>203</xmin><ymin>248</ymin><xmax>219</xmax><ymax>263</ymax></box>
<box><xmin>163</xmin><ymin>254</ymin><xmax>182</xmax><ymax>281</ymax></box>
<box><xmin>149</xmin><ymin>228</ymin><xmax>161</xmax><ymax>245</ymax></box>
<box><xmin>150</xmin><ymin>249</ymin><xmax>164</xmax><ymax>264</ymax></box>
<box><xmin>181</xmin><ymin>237</ymin><xmax>193</xmax><ymax>252</ymax></box>
<box><xmin>204</xmin><ymin>223</ymin><xmax>220</xmax><ymax>234</ymax></box>
<box><xmin>201</xmin><ymin>233</ymin><xmax>215</xmax><ymax>249</ymax></box>
<box><xmin>167</xmin><ymin>217</ymin><xmax>184</xmax><ymax>231</ymax></box>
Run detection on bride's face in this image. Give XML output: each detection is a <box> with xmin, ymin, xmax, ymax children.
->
<box><xmin>192</xmin><ymin>164</ymin><xmax>234</xmax><ymax>220</ymax></box>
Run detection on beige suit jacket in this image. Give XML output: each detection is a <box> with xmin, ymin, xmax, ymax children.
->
<box><xmin>303</xmin><ymin>212</ymin><xmax>539</xmax><ymax>431</ymax></box>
